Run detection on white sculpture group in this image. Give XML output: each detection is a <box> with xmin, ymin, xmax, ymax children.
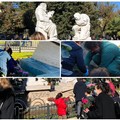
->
<box><xmin>35</xmin><ymin>3</ymin><xmax>91</xmax><ymax>40</ymax></box>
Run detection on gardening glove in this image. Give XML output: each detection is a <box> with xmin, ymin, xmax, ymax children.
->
<box><xmin>83</xmin><ymin>69</ymin><xmax>89</xmax><ymax>76</ymax></box>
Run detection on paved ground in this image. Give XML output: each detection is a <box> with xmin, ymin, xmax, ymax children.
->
<box><xmin>68</xmin><ymin>117</ymin><xmax>77</xmax><ymax>119</ymax></box>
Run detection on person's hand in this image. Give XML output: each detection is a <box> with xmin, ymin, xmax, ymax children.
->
<box><xmin>83</xmin><ymin>108</ymin><xmax>89</xmax><ymax>113</ymax></box>
<box><xmin>47</xmin><ymin>97</ymin><xmax>54</xmax><ymax>101</ymax></box>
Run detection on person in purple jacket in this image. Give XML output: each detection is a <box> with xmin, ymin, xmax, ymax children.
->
<box><xmin>6</xmin><ymin>48</ymin><xmax>17</xmax><ymax>75</ymax></box>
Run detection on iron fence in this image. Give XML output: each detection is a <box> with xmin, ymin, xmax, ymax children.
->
<box><xmin>14</xmin><ymin>99</ymin><xmax>76</xmax><ymax>119</ymax></box>
<box><xmin>0</xmin><ymin>41</ymin><xmax>39</xmax><ymax>52</ymax></box>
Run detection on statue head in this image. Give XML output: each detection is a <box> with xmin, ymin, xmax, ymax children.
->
<box><xmin>74</xmin><ymin>12</ymin><xmax>81</xmax><ymax>20</ymax></box>
<box><xmin>80</xmin><ymin>14</ymin><xmax>90</xmax><ymax>26</ymax></box>
<box><xmin>37</xmin><ymin>3</ymin><xmax>47</xmax><ymax>12</ymax></box>
<box><xmin>74</xmin><ymin>13</ymin><xmax>90</xmax><ymax>26</ymax></box>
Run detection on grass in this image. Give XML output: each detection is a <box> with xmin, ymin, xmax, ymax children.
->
<box><xmin>12</xmin><ymin>52</ymin><xmax>33</xmax><ymax>60</ymax></box>
<box><xmin>0</xmin><ymin>41</ymin><xmax>5</xmax><ymax>45</ymax></box>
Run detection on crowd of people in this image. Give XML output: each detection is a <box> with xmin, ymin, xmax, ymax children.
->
<box><xmin>61</xmin><ymin>41</ymin><xmax>120</xmax><ymax>77</ymax></box>
<box><xmin>47</xmin><ymin>78</ymin><xmax>120</xmax><ymax>119</ymax></box>
<box><xmin>0</xmin><ymin>78</ymin><xmax>119</xmax><ymax>119</ymax></box>
<box><xmin>0</xmin><ymin>31</ymin><xmax>46</xmax><ymax>40</ymax></box>
<box><xmin>73</xmin><ymin>78</ymin><xmax>120</xmax><ymax>119</ymax></box>
<box><xmin>91</xmin><ymin>34</ymin><xmax>120</xmax><ymax>40</ymax></box>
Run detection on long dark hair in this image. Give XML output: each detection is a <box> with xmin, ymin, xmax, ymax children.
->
<box><xmin>6</xmin><ymin>47</ymin><xmax>13</xmax><ymax>56</ymax></box>
<box><xmin>96</xmin><ymin>82</ymin><xmax>110</xmax><ymax>94</ymax></box>
<box><xmin>56</xmin><ymin>93</ymin><xmax>63</xmax><ymax>99</ymax></box>
<box><xmin>84</xmin><ymin>42</ymin><xmax>101</xmax><ymax>51</ymax></box>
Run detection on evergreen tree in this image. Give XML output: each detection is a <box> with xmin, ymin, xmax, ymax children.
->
<box><xmin>0</xmin><ymin>2</ymin><xmax>36</xmax><ymax>36</ymax></box>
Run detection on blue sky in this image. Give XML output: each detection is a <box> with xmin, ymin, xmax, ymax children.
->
<box><xmin>98</xmin><ymin>2</ymin><xmax>120</xmax><ymax>11</ymax></box>
<box><xmin>110</xmin><ymin>2</ymin><xmax>120</xmax><ymax>11</ymax></box>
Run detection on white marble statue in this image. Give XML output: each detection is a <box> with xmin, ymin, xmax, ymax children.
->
<box><xmin>72</xmin><ymin>13</ymin><xmax>91</xmax><ymax>40</ymax></box>
<box><xmin>35</xmin><ymin>3</ymin><xmax>58</xmax><ymax>40</ymax></box>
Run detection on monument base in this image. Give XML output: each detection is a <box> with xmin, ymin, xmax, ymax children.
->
<box><xmin>20</xmin><ymin>58</ymin><xmax>60</xmax><ymax>77</ymax></box>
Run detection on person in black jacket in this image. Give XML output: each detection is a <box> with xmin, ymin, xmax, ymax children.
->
<box><xmin>61</xmin><ymin>41</ymin><xmax>88</xmax><ymax>77</ymax></box>
<box><xmin>73</xmin><ymin>78</ymin><xmax>87</xmax><ymax>119</ymax></box>
<box><xmin>0</xmin><ymin>78</ymin><xmax>15</xmax><ymax>119</ymax></box>
<box><xmin>84</xmin><ymin>83</ymin><xmax>116</xmax><ymax>119</ymax></box>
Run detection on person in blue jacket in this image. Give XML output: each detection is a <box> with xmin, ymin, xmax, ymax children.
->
<box><xmin>84</xmin><ymin>41</ymin><xmax>120</xmax><ymax>76</ymax></box>
<box><xmin>61</xmin><ymin>41</ymin><xmax>88</xmax><ymax>76</ymax></box>
<box><xmin>0</xmin><ymin>49</ymin><xmax>11</xmax><ymax>76</ymax></box>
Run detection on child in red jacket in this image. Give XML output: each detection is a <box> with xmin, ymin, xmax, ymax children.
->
<box><xmin>48</xmin><ymin>93</ymin><xmax>69</xmax><ymax>119</ymax></box>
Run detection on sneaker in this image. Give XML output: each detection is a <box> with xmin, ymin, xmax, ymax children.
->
<box><xmin>77</xmin><ymin>115</ymin><xmax>80</xmax><ymax>119</ymax></box>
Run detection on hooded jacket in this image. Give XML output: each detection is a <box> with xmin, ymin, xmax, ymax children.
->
<box><xmin>54</xmin><ymin>97</ymin><xmax>69</xmax><ymax>116</ymax></box>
